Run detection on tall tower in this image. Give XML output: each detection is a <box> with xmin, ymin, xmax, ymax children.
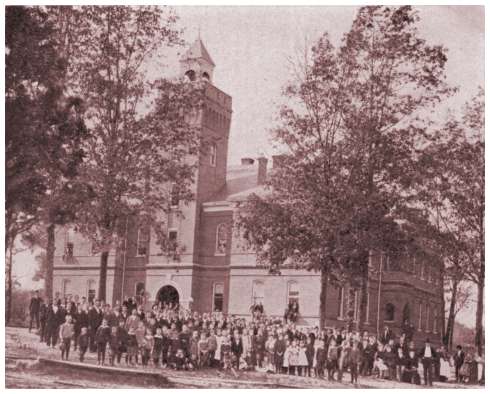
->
<box><xmin>179</xmin><ymin>37</ymin><xmax>216</xmax><ymax>83</ymax></box>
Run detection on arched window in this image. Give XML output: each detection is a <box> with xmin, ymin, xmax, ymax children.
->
<box><xmin>384</xmin><ymin>303</ymin><xmax>395</xmax><ymax>322</ymax></box>
<box><xmin>170</xmin><ymin>184</ymin><xmax>180</xmax><ymax>207</ymax></box>
<box><xmin>337</xmin><ymin>287</ymin><xmax>345</xmax><ymax>318</ymax></box>
<box><xmin>210</xmin><ymin>143</ymin><xmax>217</xmax><ymax>166</ymax></box>
<box><xmin>287</xmin><ymin>281</ymin><xmax>300</xmax><ymax>305</ymax></box>
<box><xmin>202</xmin><ymin>71</ymin><xmax>210</xmax><ymax>80</ymax></box>
<box><xmin>252</xmin><ymin>281</ymin><xmax>264</xmax><ymax>305</ymax></box>
<box><xmin>87</xmin><ymin>279</ymin><xmax>97</xmax><ymax>303</ymax></box>
<box><xmin>185</xmin><ymin>69</ymin><xmax>196</xmax><ymax>81</ymax></box>
<box><xmin>62</xmin><ymin>279</ymin><xmax>72</xmax><ymax>299</ymax></box>
<box><xmin>136</xmin><ymin>226</ymin><xmax>150</xmax><ymax>256</ymax></box>
<box><xmin>213</xmin><ymin>283</ymin><xmax>224</xmax><ymax>312</ymax></box>
<box><xmin>215</xmin><ymin>223</ymin><xmax>228</xmax><ymax>255</ymax></box>
<box><xmin>433</xmin><ymin>308</ymin><xmax>438</xmax><ymax>334</ymax></box>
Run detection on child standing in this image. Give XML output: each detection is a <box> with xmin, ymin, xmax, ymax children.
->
<box><xmin>198</xmin><ymin>331</ymin><xmax>209</xmax><ymax>368</ymax></box>
<box><xmin>283</xmin><ymin>340</ymin><xmax>291</xmax><ymax>374</ymax></box>
<box><xmin>297</xmin><ymin>339</ymin><xmax>309</xmax><ymax>376</ymax></box>
<box><xmin>315</xmin><ymin>339</ymin><xmax>326</xmax><ymax>379</ymax></box>
<box><xmin>108</xmin><ymin>326</ymin><xmax>121</xmax><ymax>366</ymax></box>
<box><xmin>126</xmin><ymin>327</ymin><xmax>138</xmax><ymax>366</ymax></box>
<box><xmin>95</xmin><ymin>319</ymin><xmax>110</xmax><ymax>365</ymax></box>
<box><xmin>141</xmin><ymin>328</ymin><xmax>154</xmax><ymax>367</ymax></box>
<box><xmin>77</xmin><ymin>327</ymin><xmax>89</xmax><ymax>362</ymax></box>
<box><xmin>326</xmin><ymin>339</ymin><xmax>339</xmax><ymax>381</ymax></box>
<box><xmin>288</xmin><ymin>339</ymin><xmax>299</xmax><ymax>375</ymax></box>
<box><xmin>59</xmin><ymin>315</ymin><xmax>74</xmax><ymax>361</ymax></box>
<box><xmin>152</xmin><ymin>328</ymin><xmax>164</xmax><ymax>367</ymax></box>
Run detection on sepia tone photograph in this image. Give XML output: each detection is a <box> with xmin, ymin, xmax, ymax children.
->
<box><xmin>3</xmin><ymin>3</ymin><xmax>485</xmax><ymax>390</ymax></box>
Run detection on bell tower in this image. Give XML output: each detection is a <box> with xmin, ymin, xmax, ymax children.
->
<box><xmin>180</xmin><ymin>37</ymin><xmax>216</xmax><ymax>83</ymax></box>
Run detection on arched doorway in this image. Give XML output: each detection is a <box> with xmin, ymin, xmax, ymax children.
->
<box><xmin>157</xmin><ymin>285</ymin><xmax>179</xmax><ymax>307</ymax></box>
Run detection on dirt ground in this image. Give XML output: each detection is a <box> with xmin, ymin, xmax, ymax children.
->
<box><xmin>5</xmin><ymin>327</ymin><xmax>482</xmax><ymax>389</ymax></box>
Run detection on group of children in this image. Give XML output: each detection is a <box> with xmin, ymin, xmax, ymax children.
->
<box><xmin>50</xmin><ymin>297</ymin><xmax>481</xmax><ymax>387</ymax></box>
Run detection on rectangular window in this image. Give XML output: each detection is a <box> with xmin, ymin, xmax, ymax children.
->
<box><xmin>136</xmin><ymin>227</ymin><xmax>150</xmax><ymax>256</ymax></box>
<box><xmin>66</xmin><ymin>242</ymin><xmax>74</xmax><ymax>258</ymax></box>
<box><xmin>62</xmin><ymin>279</ymin><xmax>72</xmax><ymax>299</ymax></box>
<box><xmin>210</xmin><ymin>144</ymin><xmax>217</xmax><ymax>167</ymax></box>
<box><xmin>418</xmin><ymin>302</ymin><xmax>422</xmax><ymax>331</ymax></box>
<box><xmin>288</xmin><ymin>282</ymin><xmax>300</xmax><ymax>305</ymax></box>
<box><xmin>420</xmin><ymin>262</ymin><xmax>425</xmax><ymax>280</ymax></box>
<box><xmin>170</xmin><ymin>184</ymin><xmax>179</xmax><ymax>207</ymax></box>
<box><xmin>252</xmin><ymin>281</ymin><xmax>264</xmax><ymax>305</ymax></box>
<box><xmin>383</xmin><ymin>254</ymin><xmax>390</xmax><ymax>271</ymax></box>
<box><xmin>425</xmin><ymin>304</ymin><xmax>430</xmax><ymax>332</ymax></box>
<box><xmin>353</xmin><ymin>291</ymin><xmax>359</xmax><ymax>322</ymax></box>
<box><xmin>433</xmin><ymin>308</ymin><xmax>438</xmax><ymax>334</ymax></box>
<box><xmin>337</xmin><ymin>287</ymin><xmax>345</xmax><ymax>319</ymax></box>
<box><xmin>213</xmin><ymin>283</ymin><xmax>224</xmax><ymax>312</ymax></box>
<box><xmin>168</xmin><ymin>230</ymin><xmax>178</xmax><ymax>252</ymax></box>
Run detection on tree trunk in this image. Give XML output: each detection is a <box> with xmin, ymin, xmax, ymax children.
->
<box><xmin>474</xmin><ymin>279</ymin><xmax>484</xmax><ymax>356</ymax></box>
<box><xmin>357</xmin><ymin>253</ymin><xmax>369</xmax><ymax>332</ymax></box>
<box><xmin>444</xmin><ymin>278</ymin><xmax>458</xmax><ymax>349</ymax></box>
<box><xmin>45</xmin><ymin>223</ymin><xmax>55</xmax><ymax>302</ymax></box>
<box><xmin>319</xmin><ymin>268</ymin><xmax>328</xmax><ymax>328</ymax></box>
<box><xmin>98</xmin><ymin>251</ymin><xmax>109</xmax><ymax>302</ymax></box>
<box><xmin>346</xmin><ymin>285</ymin><xmax>356</xmax><ymax>332</ymax></box>
<box><xmin>439</xmin><ymin>264</ymin><xmax>446</xmax><ymax>345</ymax></box>
<box><xmin>6</xmin><ymin>240</ymin><xmax>14</xmax><ymax>324</ymax></box>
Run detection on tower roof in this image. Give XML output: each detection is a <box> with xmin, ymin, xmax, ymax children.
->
<box><xmin>181</xmin><ymin>38</ymin><xmax>216</xmax><ymax>67</ymax></box>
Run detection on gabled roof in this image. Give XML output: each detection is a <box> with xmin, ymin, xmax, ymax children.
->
<box><xmin>181</xmin><ymin>38</ymin><xmax>216</xmax><ymax>67</ymax></box>
<box><xmin>207</xmin><ymin>163</ymin><xmax>268</xmax><ymax>203</ymax></box>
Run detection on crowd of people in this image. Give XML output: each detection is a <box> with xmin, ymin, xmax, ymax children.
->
<box><xmin>28</xmin><ymin>291</ymin><xmax>484</xmax><ymax>386</ymax></box>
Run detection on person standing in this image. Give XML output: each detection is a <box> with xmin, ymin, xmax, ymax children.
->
<box><xmin>453</xmin><ymin>345</ymin><xmax>465</xmax><ymax>383</ymax></box>
<box><xmin>45</xmin><ymin>302</ymin><xmax>63</xmax><ymax>348</ymax></box>
<box><xmin>88</xmin><ymin>300</ymin><xmax>103</xmax><ymax>352</ymax></box>
<box><xmin>29</xmin><ymin>290</ymin><xmax>42</xmax><ymax>332</ymax></box>
<box><xmin>59</xmin><ymin>315</ymin><xmax>75</xmax><ymax>360</ymax></box>
<box><xmin>419</xmin><ymin>338</ymin><xmax>436</xmax><ymax>386</ymax></box>
<box><xmin>39</xmin><ymin>300</ymin><xmax>49</xmax><ymax>342</ymax></box>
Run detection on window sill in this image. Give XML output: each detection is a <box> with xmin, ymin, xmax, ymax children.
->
<box><xmin>384</xmin><ymin>320</ymin><xmax>395</xmax><ymax>323</ymax></box>
<box><xmin>214</xmin><ymin>253</ymin><xmax>226</xmax><ymax>257</ymax></box>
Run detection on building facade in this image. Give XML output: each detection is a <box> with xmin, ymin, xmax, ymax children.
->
<box><xmin>53</xmin><ymin>38</ymin><xmax>443</xmax><ymax>343</ymax></box>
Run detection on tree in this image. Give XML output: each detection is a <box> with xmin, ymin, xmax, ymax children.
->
<box><xmin>64</xmin><ymin>6</ymin><xmax>203</xmax><ymax>302</ymax></box>
<box><xmin>5</xmin><ymin>6</ymin><xmax>87</xmax><ymax>320</ymax></box>
<box><xmin>237</xmin><ymin>6</ymin><xmax>452</xmax><ymax>330</ymax></box>
<box><xmin>419</xmin><ymin>89</ymin><xmax>484</xmax><ymax>355</ymax></box>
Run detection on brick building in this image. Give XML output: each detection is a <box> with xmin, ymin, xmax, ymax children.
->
<box><xmin>53</xmin><ymin>38</ymin><xmax>443</xmax><ymax>343</ymax></box>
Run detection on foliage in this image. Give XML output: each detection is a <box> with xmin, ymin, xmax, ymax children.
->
<box><xmin>52</xmin><ymin>6</ymin><xmax>204</xmax><ymax>300</ymax></box>
<box><xmin>237</xmin><ymin>6</ymin><xmax>453</xmax><ymax>329</ymax></box>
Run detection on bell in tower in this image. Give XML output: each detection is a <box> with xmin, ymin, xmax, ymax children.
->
<box><xmin>180</xmin><ymin>37</ymin><xmax>215</xmax><ymax>83</ymax></box>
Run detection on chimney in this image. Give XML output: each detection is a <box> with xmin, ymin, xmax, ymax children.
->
<box><xmin>257</xmin><ymin>156</ymin><xmax>268</xmax><ymax>185</ymax></box>
<box><xmin>241</xmin><ymin>157</ymin><xmax>255</xmax><ymax>165</ymax></box>
<box><xmin>272</xmin><ymin>154</ymin><xmax>287</xmax><ymax>169</ymax></box>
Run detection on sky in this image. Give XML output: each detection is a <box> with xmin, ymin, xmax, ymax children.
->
<box><xmin>12</xmin><ymin>5</ymin><xmax>484</xmax><ymax>327</ymax></box>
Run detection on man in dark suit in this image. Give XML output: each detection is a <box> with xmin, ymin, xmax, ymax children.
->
<box><xmin>418</xmin><ymin>338</ymin><xmax>437</xmax><ymax>386</ymax></box>
<box><xmin>29</xmin><ymin>290</ymin><xmax>42</xmax><ymax>332</ymax></box>
<box><xmin>45</xmin><ymin>302</ymin><xmax>64</xmax><ymax>347</ymax></box>
<box><xmin>379</xmin><ymin>325</ymin><xmax>394</xmax><ymax>345</ymax></box>
<box><xmin>88</xmin><ymin>300</ymin><xmax>103</xmax><ymax>352</ymax></box>
<box><xmin>453</xmin><ymin>345</ymin><xmax>465</xmax><ymax>383</ymax></box>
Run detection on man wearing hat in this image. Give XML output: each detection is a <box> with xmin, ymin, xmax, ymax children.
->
<box><xmin>418</xmin><ymin>338</ymin><xmax>436</xmax><ymax>386</ymax></box>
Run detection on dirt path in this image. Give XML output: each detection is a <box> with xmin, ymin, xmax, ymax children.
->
<box><xmin>5</xmin><ymin>326</ymin><xmax>480</xmax><ymax>389</ymax></box>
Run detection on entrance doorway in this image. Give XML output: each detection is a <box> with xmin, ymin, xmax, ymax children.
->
<box><xmin>157</xmin><ymin>285</ymin><xmax>179</xmax><ymax>307</ymax></box>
